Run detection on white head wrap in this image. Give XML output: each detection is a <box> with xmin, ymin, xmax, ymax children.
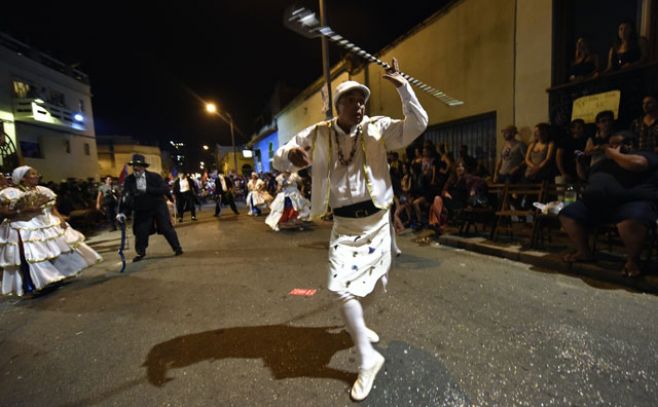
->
<box><xmin>11</xmin><ymin>166</ymin><xmax>33</xmax><ymax>185</ymax></box>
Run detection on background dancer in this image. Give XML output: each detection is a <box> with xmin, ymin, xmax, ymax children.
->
<box><xmin>273</xmin><ymin>58</ymin><xmax>428</xmax><ymax>401</ymax></box>
<box><xmin>265</xmin><ymin>171</ymin><xmax>311</xmax><ymax>231</ymax></box>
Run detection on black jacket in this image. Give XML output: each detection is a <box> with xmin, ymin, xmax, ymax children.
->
<box><xmin>173</xmin><ymin>176</ymin><xmax>198</xmax><ymax>196</ymax></box>
<box><xmin>120</xmin><ymin>170</ymin><xmax>170</xmax><ymax>213</ymax></box>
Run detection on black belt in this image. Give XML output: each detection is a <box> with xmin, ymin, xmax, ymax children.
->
<box><xmin>333</xmin><ymin>200</ymin><xmax>381</xmax><ymax>218</ymax></box>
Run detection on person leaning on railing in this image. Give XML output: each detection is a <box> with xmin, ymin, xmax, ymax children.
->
<box><xmin>606</xmin><ymin>20</ymin><xmax>648</xmax><ymax>72</ymax></box>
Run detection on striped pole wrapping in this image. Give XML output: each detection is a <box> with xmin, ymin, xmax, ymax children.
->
<box><xmin>287</xmin><ymin>7</ymin><xmax>464</xmax><ymax>106</ymax></box>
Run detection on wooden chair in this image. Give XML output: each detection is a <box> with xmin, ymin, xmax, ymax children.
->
<box><xmin>457</xmin><ymin>183</ymin><xmax>505</xmax><ymax>235</ymax></box>
<box><xmin>490</xmin><ymin>181</ymin><xmax>546</xmax><ymax>242</ymax></box>
<box><xmin>530</xmin><ymin>182</ymin><xmax>583</xmax><ymax>248</ymax></box>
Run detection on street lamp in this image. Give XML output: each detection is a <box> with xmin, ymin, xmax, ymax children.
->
<box><xmin>205</xmin><ymin>102</ymin><xmax>238</xmax><ymax>174</ymax></box>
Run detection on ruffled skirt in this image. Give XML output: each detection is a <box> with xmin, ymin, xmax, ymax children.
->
<box><xmin>1</xmin><ymin>221</ymin><xmax>102</xmax><ymax>296</ymax></box>
<box><xmin>265</xmin><ymin>188</ymin><xmax>311</xmax><ymax>231</ymax></box>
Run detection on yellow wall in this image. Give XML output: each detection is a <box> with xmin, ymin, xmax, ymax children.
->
<box><xmin>276</xmin><ymin>0</ymin><xmax>553</xmax><ymax>158</ymax></box>
<box><xmin>97</xmin><ymin>144</ymin><xmax>163</xmax><ymax>177</ymax></box>
<box><xmin>218</xmin><ymin>151</ymin><xmax>254</xmax><ymax>175</ymax></box>
<box><xmin>514</xmin><ymin>0</ymin><xmax>553</xmax><ymax>143</ymax></box>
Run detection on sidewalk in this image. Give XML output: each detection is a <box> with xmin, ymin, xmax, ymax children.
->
<box><xmin>427</xmin><ymin>229</ymin><xmax>658</xmax><ymax>294</ymax></box>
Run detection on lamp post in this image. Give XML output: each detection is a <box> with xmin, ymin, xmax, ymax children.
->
<box><xmin>205</xmin><ymin>103</ymin><xmax>238</xmax><ymax>175</ymax></box>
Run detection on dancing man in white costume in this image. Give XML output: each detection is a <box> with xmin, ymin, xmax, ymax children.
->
<box><xmin>273</xmin><ymin>58</ymin><xmax>428</xmax><ymax>401</ymax></box>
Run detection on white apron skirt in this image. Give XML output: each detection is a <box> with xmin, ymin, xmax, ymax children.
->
<box><xmin>328</xmin><ymin>209</ymin><xmax>391</xmax><ymax>297</ymax></box>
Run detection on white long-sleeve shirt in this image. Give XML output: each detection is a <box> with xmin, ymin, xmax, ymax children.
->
<box><xmin>273</xmin><ymin>81</ymin><xmax>428</xmax><ymax>217</ymax></box>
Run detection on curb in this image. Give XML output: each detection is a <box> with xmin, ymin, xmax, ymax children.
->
<box><xmin>437</xmin><ymin>234</ymin><xmax>658</xmax><ymax>295</ymax></box>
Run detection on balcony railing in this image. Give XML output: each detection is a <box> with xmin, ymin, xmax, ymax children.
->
<box><xmin>0</xmin><ymin>32</ymin><xmax>90</xmax><ymax>85</ymax></box>
<box><xmin>547</xmin><ymin>62</ymin><xmax>658</xmax><ymax>129</ymax></box>
<box><xmin>13</xmin><ymin>98</ymin><xmax>86</xmax><ymax>132</ymax></box>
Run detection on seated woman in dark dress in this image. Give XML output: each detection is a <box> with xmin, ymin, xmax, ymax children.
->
<box><xmin>559</xmin><ymin>131</ymin><xmax>658</xmax><ymax>278</ymax></box>
<box><xmin>427</xmin><ymin>161</ymin><xmax>487</xmax><ymax>240</ymax></box>
<box><xmin>606</xmin><ymin>20</ymin><xmax>648</xmax><ymax>71</ymax></box>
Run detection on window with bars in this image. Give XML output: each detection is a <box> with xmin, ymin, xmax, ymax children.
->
<box><xmin>423</xmin><ymin>112</ymin><xmax>497</xmax><ymax>174</ymax></box>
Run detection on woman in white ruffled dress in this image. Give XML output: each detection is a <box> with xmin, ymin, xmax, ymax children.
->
<box><xmin>0</xmin><ymin>166</ymin><xmax>102</xmax><ymax>296</ymax></box>
<box><xmin>245</xmin><ymin>172</ymin><xmax>272</xmax><ymax>216</ymax></box>
<box><xmin>265</xmin><ymin>172</ymin><xmax>311</xmax><ymax>231</ymax></box>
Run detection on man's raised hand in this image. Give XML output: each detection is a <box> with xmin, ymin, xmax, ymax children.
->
<box><xmin>382</xmin><ymin>57</ymin><xmax>406</xmax><ymax>88</ymax></box>
<box><xmin>288</xmin><ymin>146</ymin><xmax>312</xmax><ymax>168</ymax></box>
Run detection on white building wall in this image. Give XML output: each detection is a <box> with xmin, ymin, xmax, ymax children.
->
<box><xmin>0</xmin><ymin>41</ymin><xmax>99</xmax><ymax>180</ymax></box>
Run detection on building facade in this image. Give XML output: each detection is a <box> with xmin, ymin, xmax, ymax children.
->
<box><xmin>272</xmin><ymin>0</ymin><xmax>657</xmax><ymax>172</ymax></box>
<box><xmin>0</xmin><ymin>33</ymin><xmax>100</xmax><ymax>181</ymax></box>
<box><xmin>96</xmin><ymin>137</ymin><xmax>164</xmax><ymax>178</ymax></box>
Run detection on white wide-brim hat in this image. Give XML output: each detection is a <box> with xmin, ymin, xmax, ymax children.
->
<box><xmin>334</xmin><ymin>81</ymin><xmax>370</xmax><ymax>108</ymax></box>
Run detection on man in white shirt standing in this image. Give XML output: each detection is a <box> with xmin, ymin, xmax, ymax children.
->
<box><xmin>173</xmin><ymin>173</ymin><xmax>198</xmax><ymax>222</ymax></box>
<box><xmin>273</xmin><ymin>58</ymin><xmax>428</xmax><ymax>401</ymax></box>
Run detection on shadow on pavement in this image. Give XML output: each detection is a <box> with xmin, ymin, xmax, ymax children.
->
<box><xmin>143</xmin><ymin>324</ymin><xmax>354</xmax><ymax>387</ymax></box>
<box><xmin>363</xmin><ymin>341</ymin><xmax>471</xmax><ymax>406</ymax></box>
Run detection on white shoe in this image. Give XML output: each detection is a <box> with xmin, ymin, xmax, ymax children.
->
<box><xmin>365</xmin><ymin>327</ymin><xmax>379</xmax><ymax>343</ymax></box>
<box><xmin>350</xmin><ymin>351</ymin><xmax>385</xmax><ymax>401</ymax></box>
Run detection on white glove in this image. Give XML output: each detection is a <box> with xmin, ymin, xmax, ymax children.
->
<box><xmin>116</xmin><ymin>213</ymin><xmax>127</xmax><ymax>223</ymax></box>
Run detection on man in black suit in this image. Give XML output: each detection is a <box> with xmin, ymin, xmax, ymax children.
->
<box><xmin>213</xmin><ymin>173</ymin><xmax>240</xmax><ymax>216</ymax></box>
<box><xmin>173</xmin><ymin>173</ymin><xmax>198</xmax><ymax>222</ymax></box>
<box><xmin>117</xmin><ymin>154</ymin><xmax>183</xmax><ymax>262</ymax></box>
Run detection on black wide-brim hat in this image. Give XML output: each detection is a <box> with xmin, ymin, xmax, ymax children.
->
<box><xmin>128</xmin><ymin>153</ymin><xmax>150</xmax><ymax>167</ymax></box>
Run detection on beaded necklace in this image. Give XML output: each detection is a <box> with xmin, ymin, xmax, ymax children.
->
<box><xmin>333</xmin><ymin>123</ymin><xmax>362</xmax><ymax>166</ymax></box>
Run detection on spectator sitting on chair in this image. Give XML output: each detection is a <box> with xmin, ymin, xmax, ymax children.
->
<box><xmin>458</xmin><ymin>145</ymin><xmax>477</xmax><ymax>173</ymax></box>
<box><xmin>436</xmin><ymin>144</ymin><xmax>453</xmax><ymax>189</ymax></box>
<box><xmin>428</xmin><ymin>160</ymin><xmax>487</xmax><ymax>241</ymax></box>
<box><xmin>410</xmin><ymin>146</ymin><xmax>438</xmax><ymax>229</ymax></box>
<box><xmin>556</xmin><ymin>119</ymin><xmax>588</xmax><ymax>184</ymax></box>
<box><xmin>559</xmin><ymin>131</ymin><xmax>658</xmax><ymax>278</ymax></box>
<box><xmin>584</xmin><ymin>110</ymin><xmax>615</xmax><ymax>169</ymax></box>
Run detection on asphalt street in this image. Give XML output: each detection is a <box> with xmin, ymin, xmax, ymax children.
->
<box><xmin>1</xmin><ymin>204</ymin><xmax>657</xmax><ymax>406</ymax></box>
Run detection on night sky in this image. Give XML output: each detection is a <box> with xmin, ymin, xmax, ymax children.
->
<box><xmin>2</xmin><ymin>1</ymin><xmax>450</xmax><ymax>161</ymax></box>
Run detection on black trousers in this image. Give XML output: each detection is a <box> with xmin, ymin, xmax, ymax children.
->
<box><xmin>133</xmin><ymin>202</ymin><xmax>181</xmax><ymax>255</ymax></box>
<box><xmin>103</xmin><ymin>200</ymin><xmax>117</xmax><ymax>230</ymax></box>
<box><xmin>215</xmin><ymin>192</ymin><xmax>239</xmax><ymax>215</ymax></box>
<box><xmin>175</xmin><ymin>192</ymin><xmax>196</xmax><ymax>218</ymax></box>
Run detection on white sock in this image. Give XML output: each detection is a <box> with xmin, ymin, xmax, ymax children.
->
<box><xmin>340</xmin><ymin>296</ymin><xmax>377</xmax><ymax>369</ymax></box>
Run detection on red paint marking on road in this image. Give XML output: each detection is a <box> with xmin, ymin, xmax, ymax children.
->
<box><xmin>289</xmin><ymin>288</ymin><xmax>317</xmax><ymax>296</ymax></box>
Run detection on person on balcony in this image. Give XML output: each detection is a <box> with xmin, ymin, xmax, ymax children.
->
<box><xmin>568</xmin><ymin>37</ymin><xmax>600</xmax><ymax>81</ymax></box>
<box><xmin>606</xmin><ymin>20</ymin><xmax>648</xmax><ymax>71</ymax></box>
